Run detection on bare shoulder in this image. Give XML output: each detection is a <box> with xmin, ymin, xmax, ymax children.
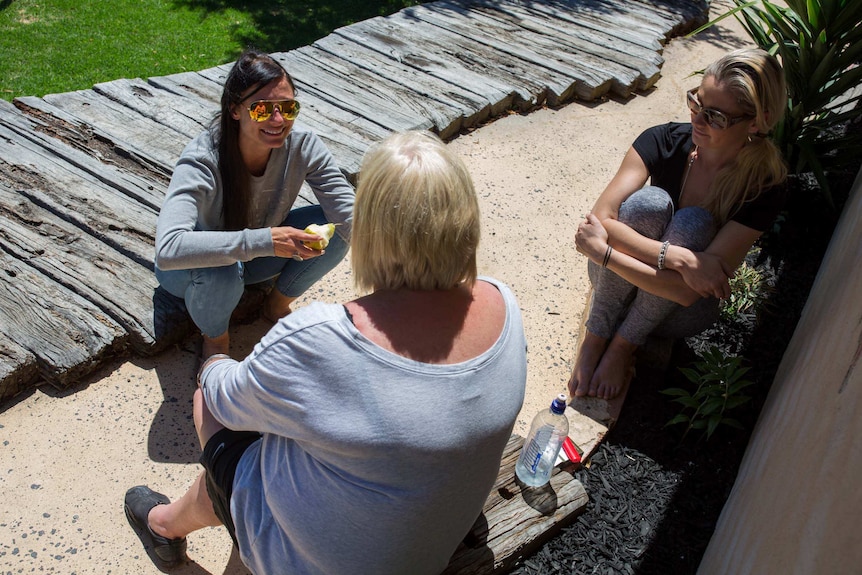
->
<box><xmin>343</xmin><ymin>281</ymin><xmax>507</xmax><ymax>364</ymax></box>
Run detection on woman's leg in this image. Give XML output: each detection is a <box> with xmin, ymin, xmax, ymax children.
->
<box><xmin>243</xmin><ymin>205</ymin><xmax>349</xmax><ymax>321</ymax></box>
<box><xmin>589</xmin><ymin>205</ymin><xmax>718</xmax><ymax>399</ymax></box>
<box><xmin>146</xmin><ymin>388</ymin><xmax>224</xmax><ymax>540</ymax></box>
<box><xmin>615</xmin><ymin>205</ymin><xmax>718</xmax><ymax>345</ymax></box>
<box><xmin>156</xmin><ymin>264</ymin><xmax>245</xmax><ymax>356</ymax></box>
<box><xmin>571</xmin><ymin>187</ymin><xmax>673</xmax><ymax>398</ymax></box>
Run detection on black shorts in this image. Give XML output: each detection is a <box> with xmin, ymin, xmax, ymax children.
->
<box><xmin>200</xmin><ymin>428</ymin><xmax>262</xmax><ymax>547</ymax></box>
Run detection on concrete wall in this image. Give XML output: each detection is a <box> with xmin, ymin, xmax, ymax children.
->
<box><xmin>698</xmin><ymin>167</ymin><xmax>862</xmax><ymax>574</ymax></box>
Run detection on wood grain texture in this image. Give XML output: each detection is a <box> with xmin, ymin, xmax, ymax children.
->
<box><xmin>0</xmin><ymin>250</ymin><xmax>126</xmax><ymax>389</ymax></box>
<box><xmin>444</xmin><ymin>434</ymin><xmax>587</xmax><ymax>574</ymax></box>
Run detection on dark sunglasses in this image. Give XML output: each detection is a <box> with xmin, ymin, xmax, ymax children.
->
<box><xmin>686</xmin><ymin>88</ymin><xmax>750</xmax><ymax>130</ymax></box>
<box><xmin>247</xmin><ymin>99</ymin><xmax>301</xmax><ymax>122</ymax></box>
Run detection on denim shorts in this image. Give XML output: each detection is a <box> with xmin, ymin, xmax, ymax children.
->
<box><xmin>200</xmin><ymin>428</ymin><xmax>262</xmax><ymax>547</ymax></box>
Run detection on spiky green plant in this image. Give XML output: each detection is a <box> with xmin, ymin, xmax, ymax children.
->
<box><xmin>721</xmin><ymin>258</ymin><xmax>772</xmax><ymax>322</ymax></box>
<box><xmin>662</xmin><ymin>346</ymin><xmax>755</xmax><ymax>441</ymax></box>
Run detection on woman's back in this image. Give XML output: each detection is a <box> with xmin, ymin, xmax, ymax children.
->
<box><xmin>344</xmin><ymin>278</ymin><xmax>505</xmax><ymax>365</ymax></box>
<box><xmin>208</xmin><ymin>277</ymin><xmax>527</xmax><ymax>574</ymax></box>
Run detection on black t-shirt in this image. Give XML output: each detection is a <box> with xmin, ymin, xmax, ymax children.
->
<box><xmin>632</xmin><ymin>122</ymin><xmax>785</xmax><ymax>231</ymax></box>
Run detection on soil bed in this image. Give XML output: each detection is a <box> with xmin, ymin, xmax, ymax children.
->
<box><xmin>508</xmin><ymin>168</ymin><xmax>855</xmax><ymax>574</ymax></box>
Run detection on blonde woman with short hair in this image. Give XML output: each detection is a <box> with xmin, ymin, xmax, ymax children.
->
<box><xmin>126</xmin><ymin>131</ymin><xmax>527</xmax><ymax>574</ymax></box>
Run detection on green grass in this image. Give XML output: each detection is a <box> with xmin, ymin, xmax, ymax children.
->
<box><xmin>0</xmin><ymin>0</ymin><xmax>421</xmax><ymax>101</ymax></box>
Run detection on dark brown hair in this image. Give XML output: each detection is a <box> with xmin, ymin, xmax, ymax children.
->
<box><xmin>213</xmin><ymin>49</ymin><xmax>296</xmax><ymax>230</ymax></box>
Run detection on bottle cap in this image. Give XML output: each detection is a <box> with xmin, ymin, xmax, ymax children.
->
<box><xmin>550</xmin><ymin>393</ymin><xmax>568</xmax><ymax>414</ymax></box>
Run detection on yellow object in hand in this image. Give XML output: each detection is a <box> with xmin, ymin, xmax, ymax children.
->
<box><xmin>303</xmin><ymin>223</ymin><xmax>336</xmax><ymax>250</ymax></box>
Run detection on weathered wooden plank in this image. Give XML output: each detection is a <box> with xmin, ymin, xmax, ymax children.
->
<box><xmin>0</xmin><ymin>250</ymin><xmax>127</xmax><ymax>388</ymax></box>
<box><xmin>336</xmin><ymin>17</ymin><xmax>533</xmax><ymax>112</ymax></box>
<box><xmin>93</xmin><ymin>77</ymin><xmax>215</xmax><ymax>138</ymax></box>
<box><xmin>14</xmin><ymin>96</ymin><xmax>175</xmax><ymax>177</ymax></box>
<box><xmin>404</xmin><ymin>2</ymin><xmax>617</xmax><ymax>100</ymax></box>
<box><xmin>629</xmin><ymin>0</ymin><xmax>708</xmax><ymax>31</ymax></box>
<box><xmin>470</xmin><ymin>1</ymin><xmax>663</xmax><ymax>92</ymax></box>
<box><xmin>0</xmin><ymin>99</ymin><xmax>167</xmax><ymax>211</ymax></box>
<box><xmin>291</xmin><ymin>45</ymin><xmax>469</xmax><ymax>139</ymax></box>
<box><xmin>428</xmin><ymin>2</ymin><xmax>644</xmax><ymax>97</ymax></box>
<box><xmin>147</xmin><ymin>70</ymin><xmax>370</xmax><ymax>178</ymax></box>
<box><xmin>33</xmin><ymin>89</ymin><xmax>189</xmax><ymax>171</ymax></box>
<box><xmin>277</xmin><ymin>49</ymin><xmax>432</xmax><ymax>135</ymax></box>
<box><xmin>38</xmin><ymin>88</ymin><xmax>191</xmax><ymax>163</ymax></box>
<box><xmin>444</xmin><ymin>434</ymin><xmax>587</xmax><ymax>574</ymax></box>
<box><xmin>313</xmin><ymin>34</ymin><xmax>492</xmax><ymax>132</ymax></box>
<box><xmin>146</xmin><ymin>70</ymin><xmax>224</xmax><ymax>103</ymax></box>
<box><xmin>0</xmin><ymin>123</ymin><xmax>158</xmax><ymax>267</ymax></box>
<box><xmin>614</xmin><ymin>0</ymin><xmax>692</xmax><ymax>34</ymax></box>
<box><xmin>570</xmin><ymin>0</ymin><xmax>675</xmax><ymax>38</ymax></box>
<box><xmin>193</xmin><ymin>63</ymin><xmax>232</xmax><ymax>85</ymax></box>
<box><xmin>493</xmin><ymin>0</ymin><xmax>666</xmax><ymax>65</ymax></box>
<box><xmin>370</xmin><ymin>11</ymin><xmax>575</xmax><ymax>107</ymax></box>
<box><xmin>191</xmin><ymin>63</ymin><xmax>376</xmax><ymax>177</ymax></box>
<box><xmin>0</xmin><ymin>337</ymin><xmax>39</xmax><ymax>405</ymax></box>
<box><xmin>517</xmin><ymin>0</ymin><xmax>665</xmax><ymax>51</ymax></box>
<box><xmin>0</xmin><ymin>185</ymin><xmax>159</xmax><ymax>352</ymax></box>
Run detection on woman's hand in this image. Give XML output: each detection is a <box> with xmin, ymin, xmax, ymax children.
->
<box><xmin>271</xmin><ymin>226</ymin><xmax>325</xmax><ymax>260</ymax></box>
<box><xmin>575</xmin><ymin>213</ymin><xmax>610</xmax><ymax>264</ymax></box>
<box><xmin>672</xmin><ymin>249</ymin><xmax>733</xmax><ymax>299</ymax></box>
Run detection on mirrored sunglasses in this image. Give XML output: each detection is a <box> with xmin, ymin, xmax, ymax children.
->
<box><xmin>686</xmin><ymin>88</ymin><xmax>749</xmax><ymax>130</ymax></box>
<box><xmin>247</xmin><ymin>99</ymin><xmax>301</xmax><ymax>122</ymax></box>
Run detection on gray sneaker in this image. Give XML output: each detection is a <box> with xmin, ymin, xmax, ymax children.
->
<box><xmin>124</xmin><ymin>486</ymin><xmax>188</xmax><ymax>566</ymax></box>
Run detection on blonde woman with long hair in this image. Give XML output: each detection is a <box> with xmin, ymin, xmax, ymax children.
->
<box><xmin>570</xmin><ymin>48</ymin><xmax>787</xmax><ymax>400</ymax></box>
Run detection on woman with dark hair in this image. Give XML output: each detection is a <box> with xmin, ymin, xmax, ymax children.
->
<box><xmin>570</xmin><ymin>48</ymin><xmax>788</xmax><ymax>400</ymax></box>
<box><xmin>125</xmin><ymin>131</ymin><xmax>527</xmax><ymax>573</ymax></box>
<box><xmin>155</xmin><ymin>48</ymin><xmax>354</xmax><ymax>358</ymax></box>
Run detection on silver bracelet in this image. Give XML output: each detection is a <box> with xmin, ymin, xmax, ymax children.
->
<box><xmin>657</xmin><ymin>241</ymin><xmax>670</xmax><ymax>270</ymax></box>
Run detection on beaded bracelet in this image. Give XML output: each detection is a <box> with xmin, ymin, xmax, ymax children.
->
<box><xmin>602</xmin><ymin>245</ymin><xmax>613</xmax><ymax>268</ymax></box>
<box><xmin>657</xmin><ymin>241</ymin><xmax>670</xmax><ymax>270</ymax></box>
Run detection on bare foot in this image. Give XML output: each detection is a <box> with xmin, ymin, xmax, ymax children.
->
<box><xmin>201</xmin><ymin>331</ymin><xmax>229</xmax><ymax>358</ymax></box>
<box><xmin>263</xmin><ymin>290</ymin><xmax>297</xmax><ymax>323</ymax></box>
<box><xmin>590</xmin><ymin>335</ymin><xmax>637</xmax><ymax>400</ymax></box>
<box><xmin>569</xmin><ymin>331</ymin><xmax>609</xmax><ymax>398</ymax></box>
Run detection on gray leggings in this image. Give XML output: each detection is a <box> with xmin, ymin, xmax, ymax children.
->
<box><xmin>586</xmin><ymin>186</ymin><xmax>721</xmax><ymax>346</ymax></box>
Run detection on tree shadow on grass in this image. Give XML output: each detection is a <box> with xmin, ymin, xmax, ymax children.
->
<box><xmin>170</xmin><ymin>0</ymin><xmax>424</xmax><ymax>56</ymax></box>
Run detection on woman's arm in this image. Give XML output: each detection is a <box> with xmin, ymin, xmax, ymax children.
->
<box><xmin>578</xmin><ymin>214</ymin><xmax>762</xmax><ymax>305</ymax></box>
<box><xmin>155</xmin><ymin>146</ymin><xmax>273</xmax><ymax>270</ymax></box>
<box><xmin>593</xmin><ymin>147</ymin><xmax>673</xmax><ymax>268</ymax></box>
<box><xmin>577</xmin><ymin>213</ymin><xmax>699</xmax><ymax>305</ymax></box>
<box><xmin>664</xmin><ymin>221</ymin><xmax>762</xmax><ymax>299</ymax></box>
<box><xmin>301</xmin><ymin>132</ymin><xmax>355</xmax><ymax>240</ymax></box>
<box><xmin>586</xmin><ymin>145</ymin><xmax>762</xmax><ymax>303</ymax></box>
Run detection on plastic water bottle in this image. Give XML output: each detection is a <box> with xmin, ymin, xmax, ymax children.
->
<box><xmin>515</xmin><ymin>393</ymin><xmax>569</xmax><ymax>487</ymax></box>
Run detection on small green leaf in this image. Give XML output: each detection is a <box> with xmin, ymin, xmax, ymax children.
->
<box><xmin>665</xmin><ymin>414</ymin><xmax>690</xmax><ymax>427</ymax></box>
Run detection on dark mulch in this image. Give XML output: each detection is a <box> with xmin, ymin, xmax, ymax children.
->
<box><xmin>508</xmin><ymin>167</ymin><xmax>856</xmax><ymax>575</ymax></box>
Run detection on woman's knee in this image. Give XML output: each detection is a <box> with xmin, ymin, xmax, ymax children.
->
<box><xmin>618</xmin><ymin>186</ymin><xmax>674</xmax><ymax>239</ymax></box>
<box><xmin>185</xmin><ymin>265</ymin><xmax>245</xmax><ymax>336</ymax></box>
<box><xmin>664</xmin><ymin>207</ymin><xmax>718</xmax><ymax>251</ymax></box>
<box><xmin>194</xmin><ymin>388</ymin><xmax>225</xmax><ymax>450</ymax></box>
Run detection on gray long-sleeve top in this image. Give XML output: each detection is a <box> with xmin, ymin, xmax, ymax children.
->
<box><xmin>199</xmin><ymin>277</ymin><xmax>528</xmax><ymax>574</ymax></box>
<box><xmin>155</xmin><ymin>124</ymin><xmax>354</xmax><ymax>270</ymax></box>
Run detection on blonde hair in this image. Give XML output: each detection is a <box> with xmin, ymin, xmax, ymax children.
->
<box><xmin>351</xmin><ymin>131</ymin><xmax>480</xmax><ymax>292</ymax></box>
<box><xmin>702</xmin><ymin>48</ymin><xmax>788</xmax><ymax>225</ymax></box>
